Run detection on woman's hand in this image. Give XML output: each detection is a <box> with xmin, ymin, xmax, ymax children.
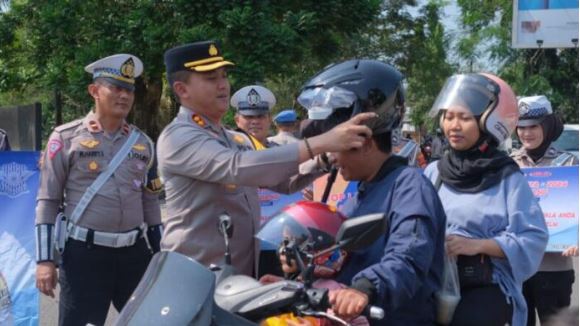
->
<box><xmin>446</xmin><ymin>235</ymin><xmax>482</xmax><ymax>256</ymax></box>
<box><xmin>562</xmin><ymin>246</ymin><xmax>578</xmax><ymax>257</ymax></box>
<box><xmin>446</xmin><ymin>235</ymin><xmax>506</xmax><ymax>258</ymax></box>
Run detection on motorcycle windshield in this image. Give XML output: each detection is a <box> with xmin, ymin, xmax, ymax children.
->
<box><xmin>115</xmin><ymin>252</ymin><xmax>215</xmax><ymax>326</ymax></box>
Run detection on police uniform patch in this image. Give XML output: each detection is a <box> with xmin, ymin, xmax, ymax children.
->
<box><xmin>48</xmin><ymin>139</ymin><xmax>63</xmax><ymax>159</ymax></box>
<box><xmin>233</xmin><ymin>135</ymin><xmax>246</xmax><ymax>144</ymax></box>
<box><xmin>225</xmin><ymin>184</ymin><xmax>237</xmax><ymax>191</ymax></box>
<box><xmin>192</xmin><ymin>114</ymin><xmax>206</xmax><ymax>127</ymax></box>
<box><xmin>88</xmin><ymin>161</ymin><xmax>99</xmax><ymax>171</ymax></box>
<box><xmin>132</xmin><ymin>144</ymin><xmax>146</xmax><ymax>151</ymax></box>
<box><xmin>80</xmin><ymin>140</ymin><xmax>100</xmax><ymax>149</ymax></box>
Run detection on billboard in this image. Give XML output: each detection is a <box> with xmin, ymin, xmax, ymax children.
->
<box><xmin>512</xmin><ymin>0</ymin><xmax>579</xmax><ymax>48</ymax></box>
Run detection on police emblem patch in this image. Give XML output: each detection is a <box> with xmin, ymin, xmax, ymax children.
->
<box><xmin>88</xmin><ymin>161</ymin><xmax>99</xmax><ymax>171</ymax></box>
<box><xmin>80</xmin><ymin>140</ymin><xmax>100</xmax><ymax>149</ymax></box>
<box><xmin>518</xmin><ymin>101</ymin><xmax>530</xmax><ymax>115</ymax></box>
<box><xmin>120</xmin><ymin>58</ymin><xmax>135</xmax><ymax>78</ymax></box>
<box><xmin>0</xmin><ymin>162</ymin><xmax>35</xmax><ymax>198</ymax></box>
<box><xmin>48</xmin><ymin>139</ymin><xmax>63</xmax><ymax>159</ymax></box>
<box><xmin>132</xmin><ymin>144</ymin><xmax>146</xmax><ymax>151</ymax></box>
<box><xmin>246</xmin><ymin>88</ymin><xmax>261</xmax><ymax>106</ymax></box>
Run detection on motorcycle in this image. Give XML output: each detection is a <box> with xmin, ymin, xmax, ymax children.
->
<box><xmin>115</xmin><ymin>212</ymin><xmax>387</xmax><ymax>325</ymax></box>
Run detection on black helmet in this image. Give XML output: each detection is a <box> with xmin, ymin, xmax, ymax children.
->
<box><xmin>298</xmin><ymin>59</ymin><xmax>405</xmax><ymax>135</ymax></box>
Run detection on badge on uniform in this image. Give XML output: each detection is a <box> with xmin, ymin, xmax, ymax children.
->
<box><xmin>48</xmin><ymin>139</ymin><xmax>63</xmax><ymax>159</ymax></box>
<box><xmin>233</xmin><ymin>135</ymin><xmax>246</xmax><ymax>144</ymax></box>
<box><xmin>192</xmin><ymin>114</ymin><xmax>206</xmax><ymax>127</ymax></box>
<box><xmin>80</xmin><ymin>140</ymin><xmax>100</xmax><ymax>149</ymax></box>
<box><xmin>225</xmin><ymin>184</ymin><xmax>237</xmax><ymax>191</ymax></box>
<box><xmin>132</xmin><ymin>144</ymin><xmax>146</xmax><ymax>151</ymax></box>
<box><xmin>88</xmin><ymin>161</ymin><xmax>99</xmax><ymax>171</ymax></box>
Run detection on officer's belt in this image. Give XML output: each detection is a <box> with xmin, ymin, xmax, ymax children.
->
<box><xmin>67</xmin><ymin>223</ymin><xmax>145</xmax><ymax>248</ymax></box>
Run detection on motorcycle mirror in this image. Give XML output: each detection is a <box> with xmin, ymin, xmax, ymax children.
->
<box><xmin>335</xmin><ymin>213</ymin><xmax>387</xmax><ymax>251</ymax></box>
<box><xmin>218</xmin><ymin>213</ymin><xmax>234</xmax><ymax>239</ymax></box>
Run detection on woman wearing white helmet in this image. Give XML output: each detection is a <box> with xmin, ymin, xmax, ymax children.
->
<box><xmin>511</xmin><ymin>95</ymin><xmax>578</xmax><ymax>326</ymax></box>
<box><xmin>424</xmin><ymin>73</ymin><xmax>549</xmax><ymax>326</ymax></box>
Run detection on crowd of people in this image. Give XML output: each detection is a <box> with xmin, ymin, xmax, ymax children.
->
<box><xmin>28</xmin><ymin>39</ymin><xmax>578</xmax><ymax>326</ymax></box>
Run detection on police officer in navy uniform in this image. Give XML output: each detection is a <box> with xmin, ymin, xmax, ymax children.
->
<box><xmin>158</xmin><ymin>40</ymin><xmax>375</xmax><ymax>277</ymax></box>
<box><xmin>268</xmin><ymin>109</ymin><xmax>300</xmax><ymax>145</ymax></box>
<box><xmin>231</xmin><ymin>85</ymin><xmax>278</xmax><ymax>149</ymax></box>
<box><xmin>34</xmin><ymin>54</ymin><xmax>163</xmax><ymax>326</ymax></box>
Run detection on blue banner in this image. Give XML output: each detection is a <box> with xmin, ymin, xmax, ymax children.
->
<box><xmin>258</xmin><ymin>188</ymin><xmax>305</xmax><ymax>226</ymax></box>
<box><xmin>0</xmin><ymin>151</ymin><xmax>40</xmax><ymax>326</ymax></box>
<box><xmin>522</xmin><ymin>166</ymin><xmax>579</xmax><ymax>252</ymax></box>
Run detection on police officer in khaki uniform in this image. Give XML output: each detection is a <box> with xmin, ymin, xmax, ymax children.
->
<box><xmin>34</xmin><ymin>54</ymin><xmax>163</xmax><ymax>326</ymax></box>
<box><xmin>158</xmin><ymin>40</ymin><xmax>375</xmax><ymax>277</ymax></box>
<box><xmin>268</xmin><ymin>109</ymin><xmax>300</xmax><ymax>145</ymax></box>
<box><xmin>232</xmin><ymin>85</ymin><xmax>278</xmax><ymax>149</ymax></box>
<box><xmin>511</xmin><ymin>95</ymin><xmax>578</xmax><ymax>326</ymax></box>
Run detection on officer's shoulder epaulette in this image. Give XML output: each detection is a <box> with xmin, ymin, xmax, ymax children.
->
<box><xmin>226</xmin><ymin>129</ymin><xmax>252</xmax><ymax>145</ymax></box>
<box><xmin>54</xmin><ymin>119</ymin><xmax>83</xmax><ymax>134</ymax></box>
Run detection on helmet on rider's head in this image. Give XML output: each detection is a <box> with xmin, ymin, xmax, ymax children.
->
<box><xmin>256</xmin><ymin>201</ymin><xmax>347</xmax><ymax>278</ymax></box>
<box><xmin>429</xmin><ymin>73</ymin><xmax>518</xmax><ymax>146</ymax></box>
<box><xmin>297</xmin><ymin>59</ymin><xmax>405</xmax><ymax>136</ymax></box>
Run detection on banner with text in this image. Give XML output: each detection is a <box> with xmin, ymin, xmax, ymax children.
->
<box><xmin>0</xmin><ymin>151</ymin><xmax>40</xmax><ymax>326</ymax></box>
<box><xmin>522</xmin><ymin>166</ymin><xmax>579</xmax><ymax>252</ymax></box>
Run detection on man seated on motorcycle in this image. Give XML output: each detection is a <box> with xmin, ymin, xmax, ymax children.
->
<box><xmin>257</xmin><ymin>201</ymin><xmax>368</xmax><ymax>326</ymax></box>
<box><xmin>297</xmin><ymin>59</ymin><xmax>447</xmax><ymax>325</ymax></box>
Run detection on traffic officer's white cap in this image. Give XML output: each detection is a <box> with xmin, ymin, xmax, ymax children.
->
<box><xmin>231</xmin><ymin>85</ymin><xmax>276</xmax><ymax>116</ymax></box>
<box><xmin>517</xmin><ymin>95</ymin><xmax>553</xmax><ymax>127</ymax></box>
<box><xmin>85</xmin><ymin>54</ymin><xmax>144</xmax><ymax>91</ymax></box>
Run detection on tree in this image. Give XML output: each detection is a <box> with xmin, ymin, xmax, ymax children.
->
<box><xmin>456</xmin><ymin>0</ymin><xmax>579</xmax><ymax>123</ymax></box>
<box><xmin>1</xmin><ymin>0</ymin><xmax>382</xmax><ymax>139</ymax></box>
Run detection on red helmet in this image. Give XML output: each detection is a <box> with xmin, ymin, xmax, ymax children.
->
<box><xmin>257</xmin><ymin>201</ymin><xmax>347</xmax><ymax>277</ymax></box>
<box><xmin>429</xmin><ymin>73</ymin><xmax>518</xmax><ymax>145</ymax></box>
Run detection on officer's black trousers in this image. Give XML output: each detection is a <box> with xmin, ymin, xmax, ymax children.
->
<box><xmin>523</xmin><ymin>270</ymin><xmax>575</xmax><ymax>326</ymax></box>
<box><xmin>450</xmin><ymin>284</ymin><xmax>513</xmax><ymax>326</ymax></box>
<box><xmin>58</xmin><ymin>238</ymin><xmax>152</xmax><ymax>326</ymax></box>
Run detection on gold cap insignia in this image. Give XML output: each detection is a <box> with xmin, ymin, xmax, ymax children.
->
<box><xmin>132</xmin><ymin>144</ymin><xmax>146</xmax><ymax>151</ymax></box>
<box><xmin>80</xmin><ymin>140</ymin><xmax>100</xmax><ymax>148</ymax></box>
<box><xmin>88</xmin><ymin>161</ymin><xmax>99</xmax><ymax>171</ymax></box>
<box><xmin>209</xmin><ymin>44</ymin><xmax>218</xmax><ymax>56</ymax></box>
<box><xmin>120</xmin><ymin>58</ymin><xmax>135</xmax><ymax>78</ymax></box>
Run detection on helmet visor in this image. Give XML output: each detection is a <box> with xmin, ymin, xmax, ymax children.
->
<box><xmin>298</xmin><ymin>86</ymin><xmax>358</xmax><ymax>120</ymax></box>
<box><xmin>429</xmin><ymin>74</ymin><xmax>499</xmax><ymax>118</ymax></box>
<box><xmin>256</xmin><ymin>212</ymin><xmax>311</xmax><ymax>251</ymax></box>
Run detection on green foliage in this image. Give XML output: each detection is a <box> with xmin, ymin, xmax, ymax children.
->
<box><xmin>0</xmin><ymin>0</ymin><xmax>382</xmax><ymax>136</ymax></box>
<box><xmin>456</xmin><ymin>0</ymin><xmax>579</xmax><ymax>124</ymax></box>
